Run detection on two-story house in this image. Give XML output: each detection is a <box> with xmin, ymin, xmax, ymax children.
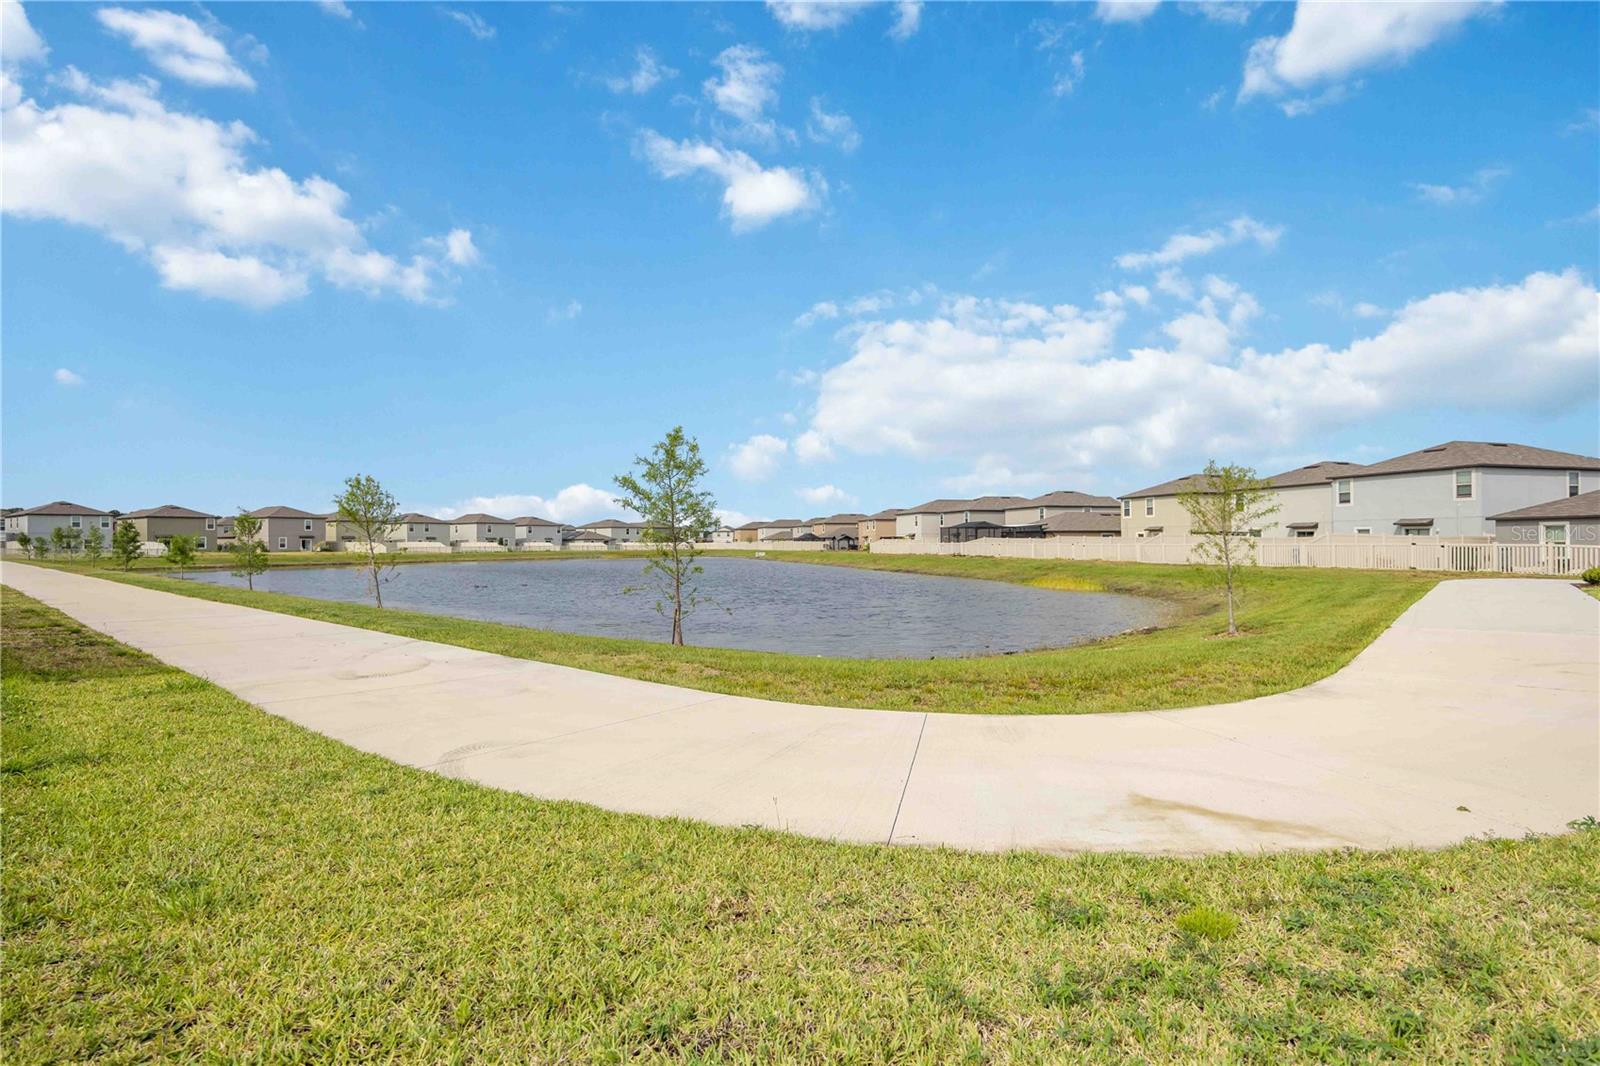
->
<box><xmin>124</xmin><ymin>504</ymin><xmax>221</xmax><ymax>550</ymax></box>
<box><xmin>243</xmin><ymin>506</ymin><xmax>325</xmax><ymax>551</ymax></box>
<box><xmin>4</xmin><ymin>500</ymin><xmax>113</xmax><ymax>548</ymax></box>
<box><xmin>1328</xmin><ymin>441</ymin><xmax>1600</xmax><ymax>537</ymax></box>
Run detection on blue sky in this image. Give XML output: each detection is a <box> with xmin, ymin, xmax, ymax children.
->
<box><xmin>3</xmin><ymin>0</ymin><xmax>1597</xmax><ymax>524</ymax></box>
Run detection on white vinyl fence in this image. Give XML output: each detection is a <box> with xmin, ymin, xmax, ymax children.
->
<box><xmin>870</xmin><ymin>534</ymin><xmax>1600</xmax><ymax>576</ymax></box>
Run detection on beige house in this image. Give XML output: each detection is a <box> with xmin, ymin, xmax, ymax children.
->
<box><xmin>450</xmin><ymin>513</ymin><xmax>512</xmax><ymax>546</ymax></box>
<box><xmin>243</xmin><ymin>506</ymin><xmax>325</xmax><ymax>551</ymax></box>
<box><xmin>394</xmin><ymin>513</ymin><xmax>450</xmax><ymax>544</ymax></box>
<box><xmin>1002</xmin><ymin>491</ymin><xmax>1120</xmax><ymax>526</ymax></box>
<box><xmin>857</xmin><ymin>508</ymin><xmax>901</xmax><ymax>545</ymax></box>
<box><xmin>122</xmin><ymin>505</ymin><xmax>221</xmax><ymax>550</ymax></box>
<box><xmin>513</xmin><ymin>515</ymin><xmax>562</xmax><ymax>547</ymax></box>
<box><xmin>895</xmin><ymin>496</ymin><xmax>1028</xmax><ymax>541</ymax></box>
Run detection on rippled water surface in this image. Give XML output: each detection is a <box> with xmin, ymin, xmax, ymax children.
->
<box><xmin>180</xmin><ymin>557</ymin><xmax>1162</xmax><ymax>658</ymax></box>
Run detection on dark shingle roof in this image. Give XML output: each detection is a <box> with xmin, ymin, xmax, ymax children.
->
<box><xmin>15</xmin><ymin>500</ymin><xmax>110</xmax><ymax>516</ymax></box>
<box><xmin>1354</xmin><ymin>441</ymin><xmax>1600</xmax><ymax>478</ymax></box>
<box><xmin>124</xmin><ymin>504</ymin><xmax>217</xmax><ymax>520</ymax></box>
<box><xmin>1489</xmin><ymin>490</ymin><xmax>1600</xmax><ymax>522</ymax></box>
<box><xmin>1270</xmin><ymin>461</ymin><xmax>1365</xmax><ymax>488</ymax></box>
<box><xmin>1024</xmin><ymin>490</ymin><xmax>1121</xmax><ymax>509</ymax></box>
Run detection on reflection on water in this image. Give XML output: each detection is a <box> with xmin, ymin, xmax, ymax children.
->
<box><xmin>180</xmin><ymin>557</ymin><xmax>1161</xmax><ymax>659</ymax></box>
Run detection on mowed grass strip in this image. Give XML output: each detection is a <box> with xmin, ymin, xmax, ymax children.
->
<box><xmin>26</xmin><ymin>554</ymin><xmax>1436</xmax><ymax>715</ymax></box>
<box><xmin>3</xmin><ymin>587</ymin><xmax>1598</xmax><ymax>1063</ymax></box>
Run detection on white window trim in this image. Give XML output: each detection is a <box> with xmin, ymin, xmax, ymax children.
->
<box><xmin>1335</xmin><ymin>479</ymin><xmax>1353</xmax><ymax>506</ymax></box>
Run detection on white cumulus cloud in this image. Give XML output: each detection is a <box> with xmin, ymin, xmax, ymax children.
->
<box><xmin>1115</xmin><ymin>215</ymin><xmax>1282</xmax><ymax>270</ymax></box>
<box><xmin>97</xmin><ymin>8</ymin><xmax>255</xmax><ymax>90</ymax></box>
<box><xmin>794</xmin><ymin>270</ymin><xmax>1597</xmax><ymax>482</ymax></box>
<box><xmin>1240</xmin><ymin>1</ymin><xmax>1492</xmax><ymax>112</ymax></box>
<box><xmin>727</xmin><ymin>434</ymin><xmax>789</xmax><ymax>481</ymax></box>
<box><xmin>1</xmin><ymin>67</ymin><xmax>477</xmax><ymax>307</ymax></box>
<box><xmin>635</xmin><ymin>130</ymin><xmax>822</xmax><ymax>231</ymax></box>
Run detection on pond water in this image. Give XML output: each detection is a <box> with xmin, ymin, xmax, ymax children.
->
<box><xmin>179</xmin><ymin>557</ymin><xmax>1162</xmax><ymax>659</ymax></box>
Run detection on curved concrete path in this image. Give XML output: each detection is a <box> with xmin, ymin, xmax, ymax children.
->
<box><xmin>4</xmin><ymin>563</ymin><xmax>1596</xmax><ymax>854</ymax></box>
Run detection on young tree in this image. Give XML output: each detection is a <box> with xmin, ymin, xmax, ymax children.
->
<box><xmin>613</xmin><ymin>426</ymin><xmax>718</xmax><ymax>646</ymax></box>
<box><xmin>110</xmin><ymin>520</ymin><xmax>143</xmax><ymax>571</ymax></box>
<box><xmin>333</xmin><ymin>473</ymin><xmax>401</xmax><ymax>607</ymax></box>
<box><xmin>82</xmin><ymin>525</ymin><xmax>105</xmax><ymax>565</ymax></box>
<box><xmin>1177</xmin><ymin>460</ymin><xmax>1281</xmax><ymax>637</ymax></box>
<box><xmin>164</xmin><ymin>534</ymin><xmax>198</xmax><ymax>574</ymax></box>
<box><xmin>229</xmin><ymin>512</ymin><xmax>269</xmax><ymax>591</ymax></box>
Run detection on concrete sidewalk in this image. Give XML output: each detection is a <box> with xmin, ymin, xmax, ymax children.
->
<box><xmin>5</xmin><ymin>563</ymin><xmax>1596</xmax><ymax>854</ymax></box>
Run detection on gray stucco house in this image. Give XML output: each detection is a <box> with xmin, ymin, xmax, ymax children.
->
<box><xmin>1328</xmin><ymin>441</ymin><xmax>1600</xmax><ymax>537</ymax></box>
<box><xmin>1489</xmin><ymin>490</ymin><xmax>1600</xmax><ymax>548</ymax></box>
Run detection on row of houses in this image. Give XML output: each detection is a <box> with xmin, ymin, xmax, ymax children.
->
<box><xmin>9</xmin><ymin>440</ymin><xmax>1598</xmax><ymax>556</ymax></box>
<box><xmin>711</xmin><ymin>440</ymin><xmax>1600</xmax><ymax>549</ymax></box>
<box><xmin>0</xmin><ymin>505</ymin><xmax>664</xmax><ymax>553</ymax></box>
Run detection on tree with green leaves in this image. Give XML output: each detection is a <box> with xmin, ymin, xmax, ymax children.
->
<box><xmin>613</xmin><ymin>426</ymin><xmax>718</xmax><ymax>646</ymax></box>
<box><xmin>164</xmin><ymin>534</ymin><xmax>198</xmax><ymax>574</ymax></box>
<box><xmin>110</xmin><ymin>520</ymin><xmax>143</xmax><ymax>571</ymax></box>
<box><xmin>82</xmin><ymin>525</ymin><xmax>105</xmax><ymax>565</ymax></box>
<box><xmin>334</xmin><ymin>473</ymin><xmax>402</xmax><ymax>608</ymax></box>
<box><xmin>1177</xmin><ymin>460</ymin><xmax>1281</xmax><ymax>637</ymax></box>
<box><xmin>229</xmin><ymin>512</ymin><xmax>269</xmax><ymax>591</ymax></box>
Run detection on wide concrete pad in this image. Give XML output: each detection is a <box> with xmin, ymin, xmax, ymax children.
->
<box><xmin>4</xmin><ymin>563</ymin><xmax>1596</xmax><ymax>855</ymax></box>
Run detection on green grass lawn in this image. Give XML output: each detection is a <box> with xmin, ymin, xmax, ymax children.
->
<box><xmin>17</xmin><ymin>554</ymin><xmax>1437</xmax><ymax>715</ymax></box>
<box><xmin>3</xmin><ymin>587</ymin><xmax>1596</xmax><ymax>1063</ymax></box>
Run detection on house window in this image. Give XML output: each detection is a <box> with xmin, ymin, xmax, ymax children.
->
<box><xmin>1144</xmin><ymin>498</ymin><xmax>1154</xmax><ymax>516</ymax></box>
<box><xmin>197</xmin><ymin>537</ymin><xmax>207</xmax><ymax>550</ymax></box>
<box><xmin>277</xmin><ymin>536</ymin><xmax>288</xmax><ymax>549</ymax></box>
<box><xmin>1335</xmin><ymin>479</ymin><xmax>1352</xmax><ymax>506</ymax></box>
<box><xmin>1569</xmin><ymin>471</ymin><xmax>1581</xmax><ymax>498</ymax></box>
<box><xmin>1122</xmin><ymin>499</ymin><xmax>1131</xmax><ymax>517</ymax></box>
<box><xmin>205</xmin><ymin>518</ymin><xmax>216</xmax><ymax>530</ymax></box>
<box><xmin>70</xmin><ymin>516</ymin><xmax>82</xmax><ymax>528</ymax></box>
<box><xmin>1453</xmin><ymin>469</ymin><xmax>1473</xmax><ymax>500</ymax></box>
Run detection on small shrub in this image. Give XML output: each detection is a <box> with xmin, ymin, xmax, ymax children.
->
<box><xmin>1580</xmin><ymin>566</ymin><xmax>1600</xmax><ymax>586</ymax></box>
<box><xmin>1176</xmin><ymin>905</ymin><xmax>1239</xmax><ymax>941</ymax></box>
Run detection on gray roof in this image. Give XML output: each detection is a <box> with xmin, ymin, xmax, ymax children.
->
<box><xmin>124</xmin><ymin>504</ymin><xmax>217</xmax><ymax>520</ymax></box>
<box><xmin>453</xmin><ymin>513</ymin><xmax>510</xmax><ymax>524</ymax></box>
<box><xmin>1042</xmin><ymin>511</ymin><xmax>1122</xmax><ymax>534</ymax></box>
<box><xmin>902</xmin><ymin>496</ymin><xmax>1028</xmax><ymax>514</ymax></box>
<box><xmin>15</xmin><ymin>500</ymin><xmax>110</xmax><ymax>516</ymax></box>
<box><xmin>1024</xmin><ymin>490</ymin><xmax>1120</xmax><ymax>509</ymax></box>
<box><xmin>1489</xmin><ymin>490</ymin><xmax>1600</xmax><ymax>522</ymax></box>
<box><xmin>246</xmin><ymin>505</ymin><xmax>320</xmax><ymax>519</ymax></box>
<box><xmin>1354</xmin><ymin>441</ymin><xmax>1600</xmax><ymax>478</ymax></box>
<box><xmin>1270</xmin><ymin>461</ymin><xmax>1365</xmax><ymax>488</ymax></box>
